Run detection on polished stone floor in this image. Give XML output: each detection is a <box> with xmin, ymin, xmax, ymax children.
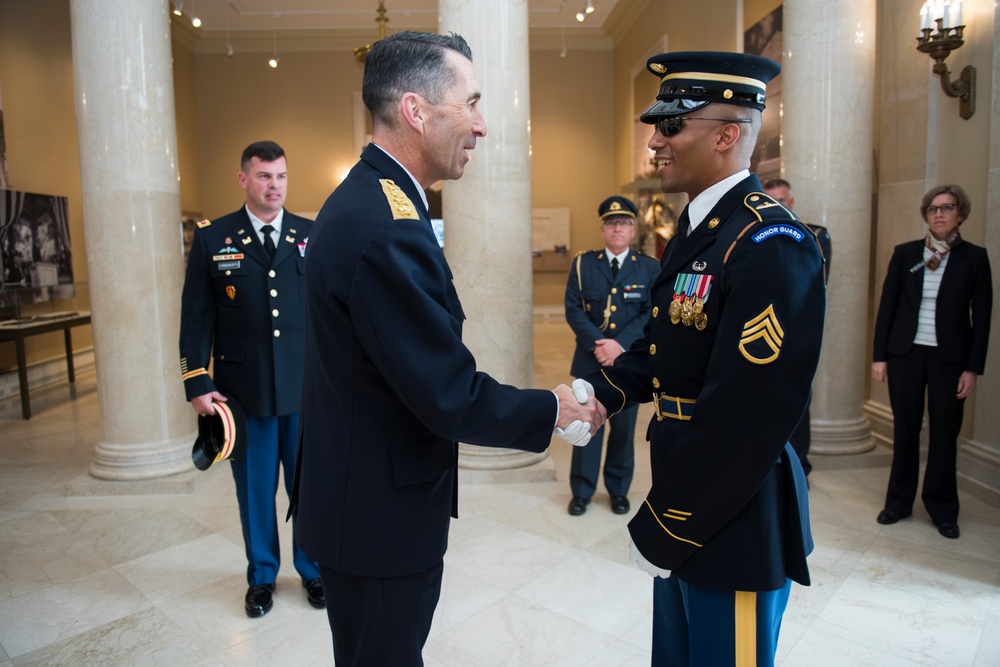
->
<box><xmin>0</xmin><ymin>319</ymin><xmax>998</xmax><ymax>666</ymax></box>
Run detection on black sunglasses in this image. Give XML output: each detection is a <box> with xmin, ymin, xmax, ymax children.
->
<box><xmin>655</xmin><ymin>116</ymin><xmax>752</xmax><ymax>137</ymax></box>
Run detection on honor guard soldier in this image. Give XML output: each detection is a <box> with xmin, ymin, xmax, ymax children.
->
<box><xmin>564</xmin><ymin>195</ymin><xmax>659</xmax><ymax>516</ymax></box>
<box><xmin>579</xmin><ymin>52</ymin><xmax>827</xmax><ymax>666</ymax></box>
<box><xmin>179</xmin><ymin>141</ymin><xmax>323</xmax><ymax>618</ymax></box>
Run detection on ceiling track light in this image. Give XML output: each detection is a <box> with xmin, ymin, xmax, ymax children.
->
<box><xmin>190</xmin><ymin>0</ymin><xmax>201</xmax><ymax>27</ymax></box>
<box><xmin>172</xmin><ymin>1</ymin><xmax>183</xmax><ymax>17</ymax></box>
<box><xmin>269</xmin><ymin>14</ymin><xmax>280</xmax><ymax>68</ymax></box>
<box><xmin>585</xmin><ymin>0</ymin><xmax>595</xmax><ymax>14</ymax></box>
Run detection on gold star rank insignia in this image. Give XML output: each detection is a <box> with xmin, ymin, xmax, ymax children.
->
<box><xmin>379</xmin><ymin>179</ymin><xmax>420</xmax><ymax>220</ymax></box>
<box><xmin>739</xmin><ymin>304</ymin><xmax>784</xmax><ymax>364</ymax></box>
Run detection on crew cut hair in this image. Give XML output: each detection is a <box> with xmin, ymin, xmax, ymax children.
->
<box><xmin>362</xmin><ymin>31</ymin><xmax>473</xmax><ymax>128</ymax></box>
<box><xmin>241</xmin><ymin>141</ymin><xmax>286</xmax><ymax>171</ymax></box>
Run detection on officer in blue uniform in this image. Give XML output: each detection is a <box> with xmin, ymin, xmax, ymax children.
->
<box><xmin>565</xmin><ymin>195</ymin><xmax>659</xmax><ymax>516</ymax></box>
<box><xmin>179</xmin><ymin>141</ymin><xmax>322</xmax><ymax>618</ymax></box>
<box><xmin>581</xmin><ymin>53</ymin><xmax>827</xmax><ymax>666</ymax></box>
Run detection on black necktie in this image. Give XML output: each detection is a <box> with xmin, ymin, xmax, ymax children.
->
<box><xmin>611</xmin><ymin>257</ymin><xmax>620</xmax><ymax>278</ymax></box>
<box><xmin>261</xmin><ymin>224</ymin><xmax>276</xmax><ymax>259</ymax></box>
<box><xmin>677</xmin><ymin>206</ymin><xmax>692</xmax><ymax>239</ymax></box>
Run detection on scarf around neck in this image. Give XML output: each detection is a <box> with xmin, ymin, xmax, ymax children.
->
<box><xmin>910</xmin><ymin>230</ymin><xmax>962</xmax><ymax>272</ymax></box>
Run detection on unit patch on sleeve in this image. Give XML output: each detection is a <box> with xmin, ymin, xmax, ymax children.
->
<box><xmin>751</xmin><ymin>224</ymin><xmax>804</xmax><ymax>244</ymax></box>
<box><xmin>738</xmin><ymin>304</ymin><xmax>784</xmax><ymax>364</ymax></box>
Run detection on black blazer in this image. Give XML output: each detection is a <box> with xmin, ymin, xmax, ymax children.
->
<box><xmin>290</xmin><ymin>144</ymin><xmax>557</xmax><ymax>578</ymax></box>
<box><xmin>179</xmin><ymin>207</ymin><xmax>312</xmax><ymax>417</ymax></box>
<box><xmin>873</xmin><ymin>239</ymin><xmax>992</xmax><ymax>374</ymax></box>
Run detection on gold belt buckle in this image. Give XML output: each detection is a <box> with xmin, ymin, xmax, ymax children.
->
<box><xmin>653</xmin><ymin>392</ymin><xmax>663</xmax><ymax>421</ymax></box>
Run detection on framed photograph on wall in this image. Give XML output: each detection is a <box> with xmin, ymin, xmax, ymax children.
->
<box><xmin>1</xmin><ymin>189</ymin><xmax>74</xmax><ymax>305</ymax></box>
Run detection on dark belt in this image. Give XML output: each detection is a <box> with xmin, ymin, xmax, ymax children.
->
<box><xmin>652</xmin><ymin>392</ymin><xmax>696</xmax><ymax>421</ymax></box>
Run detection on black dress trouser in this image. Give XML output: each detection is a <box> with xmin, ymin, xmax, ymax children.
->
<box><xmin>885</xmin><ymin>344</ymin><xmax>965</xmax><ymax>524</ymax></box>
<box><xmin>319</xmin><ymin>559</ymin><xmax>444</xmax><ymax>666</ymax></box>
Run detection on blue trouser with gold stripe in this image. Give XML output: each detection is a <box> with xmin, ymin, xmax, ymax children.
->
<box><xmin>651</xmin><ymin>575</ymin><xmax>792</xmax><ymax>667</ymax></box>
<box><xmin>232</xmin><ymin>413</ymin><xmax>319</xmax><ymax>586</ymax></box>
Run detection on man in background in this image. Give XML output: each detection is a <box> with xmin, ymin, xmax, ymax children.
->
<box><xmin>564</xmin><ymin>195</ymin><xmax>659</xmax><ymax>516</ymax></box>
<box><xmin>180</xmin><ymin>140</ymin><xmax>323</xmax><ymax>618</ymax></box>
<box><xmin>763</xmin><ymin>177</ymin><xmax>832</xmax><ymax>479</ymax></box>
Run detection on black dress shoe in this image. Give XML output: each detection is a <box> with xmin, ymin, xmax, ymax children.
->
<box><xmin>568</xmin><ymin>496</ymin><xmax>590</xmax><ymax>516</ymax></box>
<box><xmin>611</xmin><ymin>496</ymin><xmax>630</xmax><ymax>515</ymax></box>
<box><xmin>245</xmin><ymin>584</ymin><xmax>274</xmax><ymax>618</ymax></box>
<box><xmin>303</xmin><ymin>578</ymin><xmax>326</xmax><ymax>609</ymax></box>
<box><xmin>936</xmin><ymin>522</ymin><xmax>960</xmax><ymax>539</ymax></box>
<box><xmin>876</xmin><ymin>509</ymin><xmax>909</xmax><ymax>525</ymax></box>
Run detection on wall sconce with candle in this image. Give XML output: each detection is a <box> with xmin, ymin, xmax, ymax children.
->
<box><xmin>916</xmin><ymin>0</ymin><xmax>975</xmax><ymax>119</ymax></box>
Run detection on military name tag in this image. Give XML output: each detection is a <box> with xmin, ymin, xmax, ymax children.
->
<box><xmin>217</xmin><ymin>261</ymin><xmax>241</xmax><ymax>270</ymax></box>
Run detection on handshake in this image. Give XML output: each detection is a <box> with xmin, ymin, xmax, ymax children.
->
<box><xmin>551</xmin><ymin>379</ymin><xmax>607</xmax><ymax>447</ymax></box>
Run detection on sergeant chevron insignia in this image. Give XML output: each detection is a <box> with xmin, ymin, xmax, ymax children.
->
<box><xmin>738</xmin><ymin>303</ymin><xmax>784</xmax><ymax>364</ymax></box>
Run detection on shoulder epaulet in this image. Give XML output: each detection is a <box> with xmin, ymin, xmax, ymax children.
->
<box><xmin>379</xmin><ymin>179</ymin><xmax>420</xmax><ymax>220</ymax></box>
<box><xmin>196</xmin><ymin>219</ymin><xmax>211</xmax><ymax>228</ymax></box>
<box><xmin>742</xmin><ymin>192</ymin><xmax>798</xmax><ymax>223</ymax></box>
<box><xmin>723</xmin><ymin>192</ymin><xmax>812</xmax><ymax>265</ymax></box>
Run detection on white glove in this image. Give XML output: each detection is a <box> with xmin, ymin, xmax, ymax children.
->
<box><xmin>629</xmin><ymin>538</ymin><xmax>671</xmax><ymax>579</ymax></box>
<box><xmin>571</xmin><ymin>378</ymin><xmax>595</xmax><ymax>404</ymax></box>
<box><xmin>554</xmin><ymin>420</ymin><xmax>591</xmax><ymax>447</ymax></box>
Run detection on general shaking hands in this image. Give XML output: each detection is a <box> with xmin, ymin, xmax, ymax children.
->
<box><xmin>552</xmin><ymin>379</ymin><xmax>607</xmax><ymax>447</ymax></box>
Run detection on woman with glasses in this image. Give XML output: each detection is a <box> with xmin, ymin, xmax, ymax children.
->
<box><xmin>872</xmin><ymin>184</ymin><xmax>993</xmax><ymax>539</ymax></box>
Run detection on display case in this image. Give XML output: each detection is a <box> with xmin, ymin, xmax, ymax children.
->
<box><xmin>0</xmin><ymin>282</ymin><xmax>91</xmax><ymax>418</ymax></box>
<box><xmin>0</xmin><ymin>281</ymin><xmax>88</xmax><ymax>324</ymax></box>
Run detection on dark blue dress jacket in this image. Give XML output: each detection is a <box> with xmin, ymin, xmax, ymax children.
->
<box><xmin>291</xmin><ymin>144</ymin><xmax>557</xmax><ymax>578</ymax></box>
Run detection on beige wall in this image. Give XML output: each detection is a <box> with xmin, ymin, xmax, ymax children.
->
<box><xmin>172</xmin><ymin>35</ymin><xmax>202</xmax><ymax>216</ymax></box>
<box><xmin>192</xmin><ymin>50</ymin><xmax>363</xmax><ymax>219</ymax></box>
<box><xmin>0</xmin><ymin>0</ymin><xmax>92</xmax><ymax>371</ymax></box>
<box><xmin>529</xmin><ymin>47</ymin><xmax>616</xmax><ymax>305</ymax></box>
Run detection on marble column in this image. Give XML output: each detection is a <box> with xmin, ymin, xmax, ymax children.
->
<box><xmin>963</xmin><ymin>0</ymin><xmax>1000</xmax><ymax>502</ymax></box>
<box><xmin>783</xmin><ymin>0</ymin><xmax>877</xmax><ymax>454</ymax></box>
<box><xmin>70</xmin><ymin>0</ymin><xmax>194</xmax><ymax>480</ymax></box>
<box><xmin>438</xmin><ymin>0</ymin><xmax>548</xmax><ymax>473</ymax></box>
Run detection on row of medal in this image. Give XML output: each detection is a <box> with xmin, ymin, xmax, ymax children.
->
<box><xmin>669</xmin><ymin>273</ymin><xmax>713</xmax><ymax>330</ymax></box>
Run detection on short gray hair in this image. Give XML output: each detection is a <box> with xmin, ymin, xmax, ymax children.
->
<box><xmin>362</xmin><ymin>31</ymin><xmax>473</xmax><ymax>128</ymax></box>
